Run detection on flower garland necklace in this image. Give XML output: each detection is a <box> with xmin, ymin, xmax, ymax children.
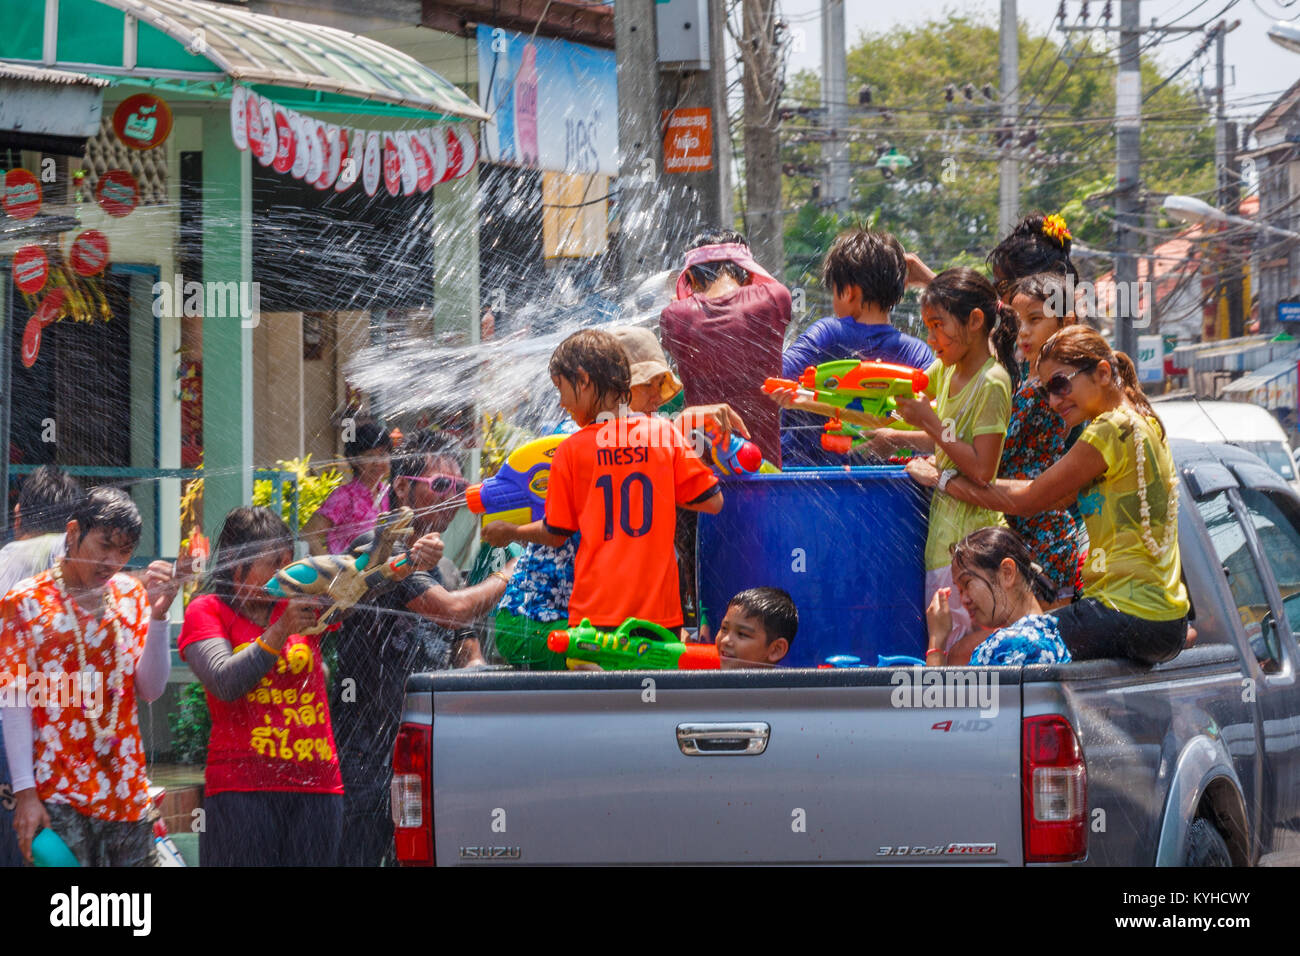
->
<box><xmin>1127</xmin><ymin>407</ymin><xmax>1179</xmax><ymax>557</ymax></box>
<box><xmin>50</xmin><ymin>562</ymin><xmax>127</xmax><ymax>759</ymax></box>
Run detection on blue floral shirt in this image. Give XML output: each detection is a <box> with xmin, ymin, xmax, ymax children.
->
<box><xmin>498</xmin><ymin>535</ymin><xmax>580</xmax><ymax>623</ymax></box>
<box><xmin>971</xmin><ymin>614</ymin><xmax>1072</xmax><ymax>665</ymax></box>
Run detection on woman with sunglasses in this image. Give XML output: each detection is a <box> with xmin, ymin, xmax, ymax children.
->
<box><xmin>908</xmin><ymin>325</ymin><xmax>1188</xmax><ymax>664</ymax></box>
<box><xmin>926</xmin><ymin>527</ymin><xmax>1071</xmax><ymax>667</ymax></box>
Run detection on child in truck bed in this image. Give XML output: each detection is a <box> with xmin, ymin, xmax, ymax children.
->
<box><xmin>490</xmin><ymin>328</ymin><xmax>722</xmax><ymax>631</ymax></box>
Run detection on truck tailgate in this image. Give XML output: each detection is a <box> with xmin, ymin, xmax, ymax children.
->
<box><xmin>427</xmin><ymin>670</ymin><xmax>1025</xmax><ymax>865</ymax></box>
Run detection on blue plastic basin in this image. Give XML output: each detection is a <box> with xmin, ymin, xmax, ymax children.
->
<box><xmin>696</xmin><ymin>466</ymin><xmax>928</xmax><ymax>668</ymax></box>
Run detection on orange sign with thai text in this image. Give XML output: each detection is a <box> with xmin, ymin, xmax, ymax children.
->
<box><xmin>662</xmin><ymin>108</ymin><xmax>712</xmax><ymax>174</ymax></box>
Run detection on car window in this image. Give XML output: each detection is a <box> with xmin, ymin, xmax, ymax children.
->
<box><xmin>1237</xmin><ymin>441</ymin><xmax>1296</xmax><ymax>482</ymax></box>
<box><xmin>1196</xmin><ymin>491</ymin><xmax>1281</xmax><ymax>668</ymax></box>
<box><xmin>1237</xmin><ymin>488</ymin><xmax>1300</xmax><ymax>644</ymax></box>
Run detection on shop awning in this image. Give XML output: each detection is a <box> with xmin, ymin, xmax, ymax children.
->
<box><xmin>1171</xmin><ymin>335</ymin><xmax>1299</xmax><ymax>374</ymax></box>
<box><xmin>0</xmin><ymin>0</ymin><xmax>488</xmax><ymax>121</ymax></box>
<box><xmin>0</xmin><ymin>61</ymin><xmax>107</xmax><ymax>153</ymax></box>
<box><xmin>1220</xmin><ymin>355</ymin><xmax>1300</xmax><ymax>407</ymax></box>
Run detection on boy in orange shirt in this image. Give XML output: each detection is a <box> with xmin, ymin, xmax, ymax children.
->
<box><xmin>502</xmin><ymin>329</ymin><xmax>722</xmax><ymax>629</ymax></box>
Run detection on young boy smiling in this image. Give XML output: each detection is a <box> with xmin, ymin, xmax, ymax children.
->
<box><xmin>716</xmin><ymin>587</ymin><xmax>798</xmax><ymax>669</ymax></box>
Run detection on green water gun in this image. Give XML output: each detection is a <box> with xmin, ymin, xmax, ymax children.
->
<box><xmin>546</xmin><ymin>618</ymin><xmax>720</xmax><ymax>670</ymax></box>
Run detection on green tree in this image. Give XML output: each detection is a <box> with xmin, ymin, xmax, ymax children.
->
<box><xmin>782</xmin><ymin>12</ymin><xmax>1215</xmax><ymax>297</ymax></box>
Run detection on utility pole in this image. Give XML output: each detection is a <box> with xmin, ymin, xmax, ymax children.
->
<box><xmin>998</xmin><ymin>0</ymin><xmax>1019</xmax><ymax>238</ymax></box>
<box><xmin>740</xmin><ymin>0</ymin><xmax>785</xmax><ymax>273</ymax></box>
<box><xmin>615</xmin><ymin>0</ymin><xmax>664</xmax><ymax>287</ymax></box>
<box><xmin>615</xmin><ymin>0</ymin><xmax>732</xmax><ymax>289</ymax></box>
<box><xmin>1114</xmin><ymin>0</ymin><xmax>1141</xmax><ymax>360</ymax></box>
<box><xmin>821</xmin><ymin>0</ymin><xmax>848</xmax><ymax>214</ymax></box>
<box><xmin>1214</xmin><ymin>21</ymin><xmax>1245</xmax><ymax>338</ymax></box>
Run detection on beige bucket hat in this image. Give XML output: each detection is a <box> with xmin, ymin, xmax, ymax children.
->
<box><xmin>609</xmin><ymin>325</ymin><xmax>683</xmax><ymax>404</ymax></box>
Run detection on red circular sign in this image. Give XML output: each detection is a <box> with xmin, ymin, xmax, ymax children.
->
<box><xmin>21</xmin><ymin>316</ymin><xmax>42</xmax><ymax>368</ymax></box>
<box><xmin>70</xmin><ymin>230</ymin><xmax>110</xmax><ymax>277</ymax></box>
<box><xmin>13</xmin><ymin>246</ymin><xmax>48</xmax><ymax>294</ymax></box>
<box><xmin>35</xmin><ymin>288</ymin><xmax>67</xmax><ymax>327</ymax></box>
<box><xmin>113</xmin><ymin>94</ymin><xmax>173</xmax><ymax>150</ymax></box>
<box><xmin>3</xmin><ymin>169</ymin><xmax>42</xmax><ymax>220</ymax></box>
<box><xmin>95</xmin><ymin>169</ymin><xmax>139</xmax><ymax>218</ymax></box>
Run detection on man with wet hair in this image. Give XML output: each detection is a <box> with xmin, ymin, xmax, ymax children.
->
<box><xmin>660</xmin><ymin>228</ymin><xmax>792</xmax><ymax>466</ymax></box>
<box><xmin>0</xmin><ymin>466</ymin><xmax>83</xmax><ymax>867</ymax></box>
<box><xmin>333</xmin><ymin>428</ymin><xmax>516</xmax><ymax>866</ymax></box>
<box><xmin>1</xmin><ymin>487</ymin><xmax>178</xmax><ymax>866</ymax></box>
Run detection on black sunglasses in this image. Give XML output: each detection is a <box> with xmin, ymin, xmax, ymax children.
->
<box><xmin>1044</xmin><ymin>365</ymin><xmax>1094</xmax><ymax>398</ymax></box>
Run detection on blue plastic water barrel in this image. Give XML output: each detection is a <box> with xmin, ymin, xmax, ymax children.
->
<box><xmin>696</xmin><ymin>466</ymin><xmax>929</xmax><ymax>668</ymax></box>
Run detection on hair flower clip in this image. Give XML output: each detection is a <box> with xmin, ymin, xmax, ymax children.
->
<box><xmin>1041</xmin><ymin>214</ymin><xmax>1072</xmax><ymax>246</ymax></box>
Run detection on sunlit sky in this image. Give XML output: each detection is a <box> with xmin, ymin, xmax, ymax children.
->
<box><xmin>779</xmin><ymin>0</ymin><xmax>1300</xmax><ymax>131</ymax></box>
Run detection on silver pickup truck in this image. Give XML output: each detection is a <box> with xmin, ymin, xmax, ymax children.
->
<box><xmin>390</xmin><ymin>440</ymin><xmax>1300</xmax><ymax>865</ymax></box>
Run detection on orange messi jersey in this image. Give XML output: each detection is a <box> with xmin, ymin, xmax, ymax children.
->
<box><xmin>545</xmin><ymin>414</ymin><xmax>719</xmax><ymax>628</ymax></box>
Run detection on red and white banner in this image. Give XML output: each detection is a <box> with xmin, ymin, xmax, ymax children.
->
<box><xmin>230</xmin><ymin>85</ymin><xmax>476</xmax><ymax>193</ymax></box>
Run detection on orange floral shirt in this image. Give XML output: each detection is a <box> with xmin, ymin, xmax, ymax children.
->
<box><xmin>0</xmin><ymin>569</ymin><xmax>152</xmax><ymax>822</ymax></box>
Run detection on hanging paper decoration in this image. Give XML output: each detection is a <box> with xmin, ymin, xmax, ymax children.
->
<box><xmin>410</xmin><ymin>131</ymin><xmax>434</xmax><ymax>193</ymax></box>
<box><xmin>382</xmin><ymin>133</ymin><xmax>402</xmax><ymax>197</ymax></box>
<box><xmin>273</xmin><ymin>104</ymin><xmax>296</xmax><ymax>174</ymax></box>
<box><xmin>228</xmin><ymin>85</ymin><xmax>476</xmax><ymax>195</ymax></box>
<box><xmin>70</xmin><ymin>230</ymin><xmax>110</xmax><ymax>277</ymax></box>
<box><xmin>3</xmin><ymin>169</ymin><xmax>42</xmax><ymax>220</ymax></box>
<box><xmin>362</xmin><ymin>131</ymin><xmax>381</xmax><ymax>197</ymax></box>
<box><xmin>113</xmin><ymin>94</ymin><xmax>173</xmax><ymax>150</ymax></box>
<box><xmin>337</xmin><ymin>130</ymin><xmax>363</xmax><ymax>193</ymax></box>
<box><xmin>230</xmin><ymin>86</ymin><xmax>249</xmax><ymax>151</ymax></box>
<box><xmin>13</xmin><ymin>245</ymin><xmax>49</xmax><ymax>294</ymax></box>
<box><xmin>95</xmin><ymin>169</ymin><xmax>139</xmax><ymax>218</ymax></box>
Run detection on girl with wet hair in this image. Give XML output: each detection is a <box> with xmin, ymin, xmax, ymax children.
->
<box><xmin>907</xmin><ymin>325</ymin><xmax>1188</xmax><ymax>665</ymax></box>
<box><xmin>996</xmin><ymin>272</ymin><xmax>1082</xmax><ymax>602</ymax></box>
<box><xmin>870</xmin><ymin>267</ymin><xmax>1018</xmax><ymax>649</ymax></box>
<box><xmin>986</xmin><ymin>212</ymin><xmax>1079</xmax><ymax>298</ymax></box>
<box><xmin>926</xmin><ymin>526</ymin><xmax>1071</xmax><ymax>666</ymax></box>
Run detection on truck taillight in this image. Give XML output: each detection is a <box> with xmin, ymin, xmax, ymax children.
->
<box><xmin>391</xmin><ymin>722</ymin><xmax>433</xmax><ymax>866</ymax></box>
<box><xmin>1021</xmin><ymin>714</ymin><xmax>1087</xmax><ymax>863</ymax></box>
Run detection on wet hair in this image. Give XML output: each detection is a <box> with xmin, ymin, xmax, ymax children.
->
<box><xmin>207</xmin><ymin>507</ymin><xmax>294</xmax><ymax>603</ymax></box>
<box><xmin>70</xmin><ymin>486</ymin><xmax>141</xmax><ymax>548</ymax></box>
<box><xmin>1037</xmin><ymin>325</ymin><xmax>1164</xmax><ymax>438</ymax></box>
<box><xmin>17</xmin><ymin>465</ymin><xmax>82</xmax><ymax>536</ymax></box>
<box><xmin>344</xmin><ymin>421</ymin><xmax>392</xmax><ymax>473</ymax></box>
<box><xmin>392</xmin><ymin>428</ymin><xmax>458</xmax><ymax>481</ymax></box>
<box><xmin>950</xmin><ymin>527</ymin><xmax>1056</xmax><ymax>606</ymax></box>
<box><xmin>821</xmin><ymin>227</ymin><xmax>908</xmax><ymax>313</ymax></box>
<box><xmin>1012</xmin><ymin>272</ymin><xmax>1073</xmax><ymax>314</ymax></box>
<box><xmin>727</xmin><ymin>587</ymin><xmax>798</xmax><ymax>647</ymax></box>
<box><xmin>921</xmin><ymin>267</ymin><xmax>1022</xmax><ymax>390</ymax></box>
<box><xmin>684</xmin><ymin>228</ymin><xmax>751</xmax><ymax>290</ymax></box>
<box><xmin>549</xmin><ymin>328</ymin><xmax>632</xmax><ymax>412</ymax></box>
<box><xmin>986</xmin><ymin>213</ymin><xmax>1079</xmax><ymax>296</ymax></box>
